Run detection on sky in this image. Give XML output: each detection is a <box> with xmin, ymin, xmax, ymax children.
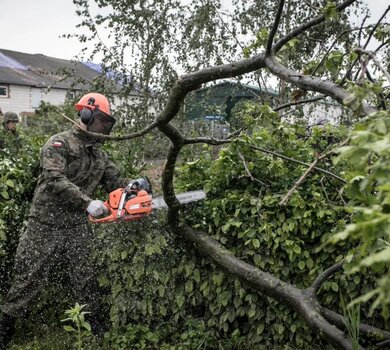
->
<box><xmin>0</xmin><ymin>0</ymin><xmax>388</xmax><ymax>61</ymax></box>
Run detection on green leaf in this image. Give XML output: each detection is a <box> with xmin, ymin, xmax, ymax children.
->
<box><xmin>5</xmin><ymin>179</ymin><xmax>14</xmax><ymax>188</ymax></box>
<box><xmin>63</xmin><ymin>325</ymin><xmax>76</xmax><ymax>332</ymax></box>
<box><xmin>360</xmin><ymin>247</ymin><xmax>390</xmax><ymax>267</ymax></box>
<box><xmin>306</xmin><ymin>258</ymin><xmax>314</xmax><ymax>269</ymax></box>
<box><xmin>252</xmin><ymin>238</ymin><xmax>260</xmax><ymax>249</ymax></box>
<box><xmin>293</xmin><ymin>246</ymin><xmax>301</xmax><ymax>254</ymax></box>
<box><xmin>248</xmin><ymin>308</ymin><xmax>256</xmax><ymax>318</ymax></box>
<box><xmin>331</xmin><ymin>282</ymin><xmax>339</xmax><ymax>292</ymax></box>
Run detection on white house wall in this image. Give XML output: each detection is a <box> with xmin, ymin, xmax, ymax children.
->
<box><xmin>0</xmin><ymin>84</ymin><xmax>149</xmax><ymax>120</ymax></box>
<box><xmin>0</xmin><ymin>84</ymin><xmax>68</xmax><ymax>115</ymax></box>
<box><xmin>0</xmin><ymin>85</ymin><xmax>31</xmax><ymax>114</ymax></box>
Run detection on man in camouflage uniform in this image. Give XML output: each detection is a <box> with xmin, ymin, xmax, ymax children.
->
<box><xmin>0</xmin><ymin>112</ymin><xmax>20</xmax><ymax>152</ymax></box>
<box><xmin>0</xmin><ymin>93</ymin><xmax>151</xmax><ymax>349</ymax></box>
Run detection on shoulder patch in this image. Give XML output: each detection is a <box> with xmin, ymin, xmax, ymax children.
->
<box><xmin>52</xmin><ymin>141</ymin><xmax>63</xmax><ymax>148</ymax></box>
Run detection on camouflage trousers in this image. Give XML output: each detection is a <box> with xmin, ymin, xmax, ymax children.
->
<box><xmin>0</xmin><ymin>217</ymin><xmax>101</xmax><ymax>318</ymax></box>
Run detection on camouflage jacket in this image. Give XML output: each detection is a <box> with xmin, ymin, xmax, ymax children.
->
<box><xmin>30</xmin><ymin>126</ymin><xmax>129</xmax><ymax>226</ymax></box>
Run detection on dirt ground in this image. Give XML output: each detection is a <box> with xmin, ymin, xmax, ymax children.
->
<box><xmin>142</xmin><ymin>158</ymin><xmax>166</xmax><ymax>195</ymax></box>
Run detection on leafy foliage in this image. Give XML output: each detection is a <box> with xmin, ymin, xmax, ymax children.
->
<box><xmin>332</xmin><ymin>110</ymin><xmax>390</xmax><ymax>319</ymax></box>
<box><xmin>88</xmin><ymin>105</ymin><xmax>377</xmax><ymax>348</ymax></box>
<box><xmin>0</xmin><ymin>138</ymin><xmax>40</xmax><ymax>302</ymax></box>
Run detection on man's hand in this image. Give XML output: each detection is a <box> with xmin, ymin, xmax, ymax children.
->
<box><xmin>125</xmin><ymin>177</ymin><xmax>152</xmax><ymax>194</ymax></box>
<box><xmin>87</xmin><ymin>200</ymin><xmax>108</xmax><ymax>217</ymax></box>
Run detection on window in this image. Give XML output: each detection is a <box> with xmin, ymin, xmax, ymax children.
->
<box><xmin>66</xmin><ymin>90</ymin><xmax>76</xmax><ymax>100</ymax></box>
<box><xmin>0</xmin><ymin>85</ymin><xmax>9</xmax><ymax>98</ymax></box>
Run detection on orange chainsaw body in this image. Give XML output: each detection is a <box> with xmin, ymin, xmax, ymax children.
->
<box><xmin>89</xmin><ymin>188</ymin><xmax>152</xmax><ymax>224</ymax></box>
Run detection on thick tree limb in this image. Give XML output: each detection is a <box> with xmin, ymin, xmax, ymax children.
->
<box><xmin>183</xmin><ymin>137</ymin><xmax>231</xmax><ymax>146</ymax></box>
<box><xmin>179</xmin><ymin>225</ymin><xmax>361</xmax><ymax>350</ymax></box>
<box><xmin>264</xmin><ymin>55</ymin><xmax>376</xmax><ymax>115</ymax></box>
<box><xmin>156</xmin><ymin>54</ymin><xmax>267</xmax><ymax>125</ymax></box>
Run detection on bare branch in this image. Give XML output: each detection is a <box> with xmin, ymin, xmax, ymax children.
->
<box><xmin>242</xmin><ymin>142</ymin><xmax>346</xmax><ymax>183</ymax></box>
<box><xmin>183</xmin><ymin>137</ymin><xmax>231</xmax><ymax>146</ymax></box>
<box><xmin>344</xmin><ymin>5</ymin><xmax>390</xmax><ymax>84</ymax></box>
<box><xmin>279</xmin><ymin>137</ymin><xmax>349</xmax><ymax>205</ymax></box>
<box><xmin>311</xmin><ymin>26</ymin><xmax>374</xmax><ymax>76</ymax></box>
<box><xmin>273</xmin><ymin>96</ymin><xmax>325</xmax><ymax>111</ymax></box>
<box><xmin>273</xmin><ymin>0</ymin><xmax>358</xmax><ymax>53</ymax></box>
<box><xmin>266</xmin><ymin>0</ymin><xmax>286</xmax><ymax>55</ymax></box>
<box><xmin>309</xmin><ymin>261</ymin><xmax>344</xmax><ymax>295</ymax></box>
<box><xmin>362</xmin><ymin>5</ymin><xmax>390</xmax><ymax>51</ymax></box>
<box><xmin>58</xmin><ymin>112</ymin><xmax>159</xmax><ymax>141</ymax></box>
<box><xmin>279</xmin><ymin>157</ymin><xmax>319</xmax><ymax>205</ymax></box>
<box><xmin>238</xmin><ymin>151</ymin><xmax>267</xmax><ymax>186</ymax></box>
<box><xmin>355</xmin><ymin>48</ymin><xmax>390</xmax><ymax>84</ymax></box>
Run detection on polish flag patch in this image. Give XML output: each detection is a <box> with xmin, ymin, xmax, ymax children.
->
<box><xmin>52</xmin><ymin>141</ymin><xmax>63</xmax><ymax>148</ymax></box>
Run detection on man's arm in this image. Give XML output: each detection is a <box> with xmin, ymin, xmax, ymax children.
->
<box><xmin>100</xmin><ymin>157</ymin><xmax>130</xmax><ymax>193</ymax></box>
<box><xmin>40</xmin><ymin>137</ymin><xmax>92</xmax><ymax>209</ymax></box>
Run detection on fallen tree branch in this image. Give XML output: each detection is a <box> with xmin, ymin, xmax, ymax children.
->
<box><xmin>265</xmin><ymin>55</ymin><xmax>376</xmax><ymax>115</ymax></box>
<box><xmin>279</xmin><ymin>138</ymin><xmax>350</xmax><ymax>205</ymax></box>
<box><xmin>279</xmin><ymin>157</ymin><xmax>319</xmax><ymax>205</ymax></box>
<box><xmin>179</xmin><ymin>225</ymin><xmax>362</xmax><ymax>350</ymax></box>
<box><xmin>238</xmin><ymin>151</ymin><xmax>267</xmax><ymax>186</ymax></box>
<box><xmin>241</xmin><ymin>142</ymin><xmax>346</xmax><ymax>183</ymax></box>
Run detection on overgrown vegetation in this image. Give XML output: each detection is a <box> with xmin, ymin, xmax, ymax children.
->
<box><xmin>0</xmin><ymin>102</ymin><xmax>382</xmax><ymax>349</ymax></box>
<box><xmin>1</xmin><ymin>0</ymin><xmax>390</xmax><ymax>348</ymax></box>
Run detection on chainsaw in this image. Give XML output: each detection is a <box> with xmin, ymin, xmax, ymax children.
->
<box><xmin>89</xmin><ymin>181</ymin><xmax>205</xmax><ymax>224</ymax></box>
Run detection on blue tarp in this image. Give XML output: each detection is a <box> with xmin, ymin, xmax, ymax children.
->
<box><xmin>0</xmin><ymin>52</ymin><xmax>27</xmax><ymax>69</ymax></box>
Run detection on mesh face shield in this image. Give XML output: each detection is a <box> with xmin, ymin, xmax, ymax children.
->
<box><xmin>88</xmin><ymin>110</ymin><xmax>116</xmax><ymax>135</ymax></box>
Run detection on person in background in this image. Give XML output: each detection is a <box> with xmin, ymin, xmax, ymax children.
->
<box><xmin>0</xmin><ymin>93</ymin><xmax>151</xmax><ymax>349</ymax></box>
<box><xmin>0</xmin><ymin>111</ymin><xmax>20</xmax><ymax>151</ymax></box>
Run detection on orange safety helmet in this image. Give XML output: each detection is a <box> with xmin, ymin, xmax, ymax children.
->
<box><xmin>75</xmin><ymin>92</ymin><xmax>116</xmax><ymax>134</ymax></box>
<box><xmin>75</xmin><ymin>92</ymin><xmax>111</xmax><ymax>115</ymax></box>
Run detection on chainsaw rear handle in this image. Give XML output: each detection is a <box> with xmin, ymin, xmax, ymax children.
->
<box><xmin>126</xmin><ymin>176</ymin><xmax>153</xmax><ymax>195</ymax></box>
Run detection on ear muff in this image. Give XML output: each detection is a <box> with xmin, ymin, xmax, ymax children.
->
<box><xmin>80</xmin><ymin>108</ymin><xmax>93</xmax><ymax>125</ymax></box>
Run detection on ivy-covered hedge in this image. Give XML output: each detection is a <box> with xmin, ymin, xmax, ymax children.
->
<box><xmin>94</xmin><ymin>106</ymin><xmax>377</xmax><ymax>349</ymax></box>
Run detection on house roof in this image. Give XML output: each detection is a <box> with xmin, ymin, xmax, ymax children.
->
<box><xmin>0</xmin><ymin>48</ymin><xmax>103</xmax><ymax>90</ymax></box>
